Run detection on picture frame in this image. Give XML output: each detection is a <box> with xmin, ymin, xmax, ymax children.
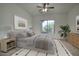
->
<box><xmin>14</xmin><ymin>15</ymin><xmax>28</xmax><ymax>29</ymax></box>
<box><xmin>76</xmin><ymin>16</ymin><xmax>79</xmax><ymax>33</ymax></box>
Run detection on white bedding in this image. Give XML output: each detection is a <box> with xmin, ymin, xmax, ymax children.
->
<box><xmin>17</xmin><ymin>34</ymin><xmax>55</xmax><ymax>54</ymax></box>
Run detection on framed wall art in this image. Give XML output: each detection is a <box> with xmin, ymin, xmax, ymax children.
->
<box><xmin>14</xmin><ymin>15</ymin><xmax>28</xmax><ymax>29</ymax></box>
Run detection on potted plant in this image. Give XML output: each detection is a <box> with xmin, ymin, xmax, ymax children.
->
<box><xmin>58</xmin><ymin>24</ymin><xmax>71</xmax><ymax>40</ymax></box>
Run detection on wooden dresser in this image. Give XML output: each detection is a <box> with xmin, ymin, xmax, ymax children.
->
<box><xmin>68</xmin><ymin>33</ymin><xmax>79</xmax><ymax>48</ymax></box>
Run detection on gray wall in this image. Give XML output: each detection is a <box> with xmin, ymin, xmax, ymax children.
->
<box><xmin>68</xmin><ymin>5</ymin><xmax>79</xmax><ymax>33</ymax></box>
<box><xmin>0</xmin><ymin>4</ymin><xmax>32</xmax><ymax>33</ymax></box>
<box><xmin>32</xmin><ymin>13</ymin><xmax>68</xmax><ymax>38</ymax></box>
<box><xmin>0</xmin><ymin>3</ymin><xmax>78</xmax><ymax>39</ymax></box>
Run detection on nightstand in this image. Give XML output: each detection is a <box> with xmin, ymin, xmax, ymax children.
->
<box><xmin>0</xmin><ymin>38</ymin><xmax>16</xmax><ymax>52</ymax></box>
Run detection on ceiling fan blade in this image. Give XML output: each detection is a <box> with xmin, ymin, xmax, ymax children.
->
<box><xmin>47</xmin><ymin>7</ymin><xmax>54</xmax><ymax>9</ymax></box>
<box><xmin>37</xmin><ymin>6</ymin><xmax>42</xmax><ymax>8</ymax></box>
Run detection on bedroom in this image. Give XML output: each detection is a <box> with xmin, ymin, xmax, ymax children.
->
<box><xmin>0</xmin><ymin>3</ymin><xmax>79</xmax><ymax>56</ymax></box>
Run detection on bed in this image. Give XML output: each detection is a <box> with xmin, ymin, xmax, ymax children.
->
<box><xmin>7</xmin><ymin>30</ymin><xmax>55</xmax><ymax>54</ymax></box>
<box><xmin>34</xmin><ymin>34</ymin><xmax>55</xmax><ymax>54</ymax></box>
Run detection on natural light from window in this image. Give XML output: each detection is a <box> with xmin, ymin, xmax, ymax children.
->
<box><xmin>42</xmin><ymin>20</ymin><xmax>55</xmax><ymax>33</ymax></box>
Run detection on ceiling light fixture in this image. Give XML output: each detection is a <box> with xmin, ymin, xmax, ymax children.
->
<box><xmin>37</xmin><ymin>3</ymin><xmax>54</xmax><ymax>13</ymax></box>
<box><xmin>42</xmin><ymin>8</ymin><xmax>48</xmax><ymax>12</ymax></box>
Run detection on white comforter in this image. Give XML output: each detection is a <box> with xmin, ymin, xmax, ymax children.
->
<box><xmin>17</xmin><ymin>34</ymin><xmax>55</xmax><ymax>54</ymax></box>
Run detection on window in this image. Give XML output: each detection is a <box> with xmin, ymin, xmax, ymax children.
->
<box><xmin>41</xmin><ymin>20</ymin><xmax>55</xmax><ymax>33</ymax></box>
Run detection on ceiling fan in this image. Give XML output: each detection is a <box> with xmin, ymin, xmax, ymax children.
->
<box><xmin>37</xmin><ymin>3</ymin><xmax>54</xmax><ymax>13</ymax></box>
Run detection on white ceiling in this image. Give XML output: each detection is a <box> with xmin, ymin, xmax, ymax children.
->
<box><xmin>17</xmin><ymin>3</ymin><xmax>78</xmax><ymax>16</ymax></box>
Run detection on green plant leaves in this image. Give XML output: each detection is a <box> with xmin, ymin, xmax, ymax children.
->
<box><xmin>58</xmin><ymin>24</ymin><xmax>71</xmax><ymax>38</ymax></box>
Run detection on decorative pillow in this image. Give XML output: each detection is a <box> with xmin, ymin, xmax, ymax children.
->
<box><xmin>16</xmin><ymin>32</ymin><xmax>27</xmax><ymax>38</ymax></box>
<box><xmin>27</xmin><ymin>32</ymin><xmax>32</xmax><ymax>37</ymax></box>
<box><xmin>7</xmin><ymin>31</ymin><xmax>16</xmax><ymax>38</ymax></box>
<box><xmin>27</xmin><ymin>31</ymin><xmax>35</xmax><ymax>37</ymax></box>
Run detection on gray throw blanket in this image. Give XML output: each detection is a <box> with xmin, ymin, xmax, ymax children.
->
<box><xmin>34</xmin><ymin>34</ymin><xmax>55</xmax><ymax>54</ymax></box>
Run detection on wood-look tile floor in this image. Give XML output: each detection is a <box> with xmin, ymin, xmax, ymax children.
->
<box><xmin>12</xmin><ymin>48</ymin><xmax>53</xmax><ymax>56</ymax></box>
<box><xmin>0</xmin><ymin>39</ymin><xmax>72</xmax><ymax>56</ymax></box>
<box><xmin>0</xmin><ymin>48</ymin><xmax>20</xmax><ymax>56</ymax></box>
<box><xmin>61</xmin><ymin>40</ymin><xmax>79</xmax><ymax>56</ymax></box>
<box><xmin>11</xmin><ymin>40</ymin><xmax>71</xmax><ymax>56</ymax></box>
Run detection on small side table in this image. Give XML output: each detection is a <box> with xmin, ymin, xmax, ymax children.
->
<box><xmin>0</xmin><ymin>38</ymin><xmax>16</xmax><ymax>52</ymax></box>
